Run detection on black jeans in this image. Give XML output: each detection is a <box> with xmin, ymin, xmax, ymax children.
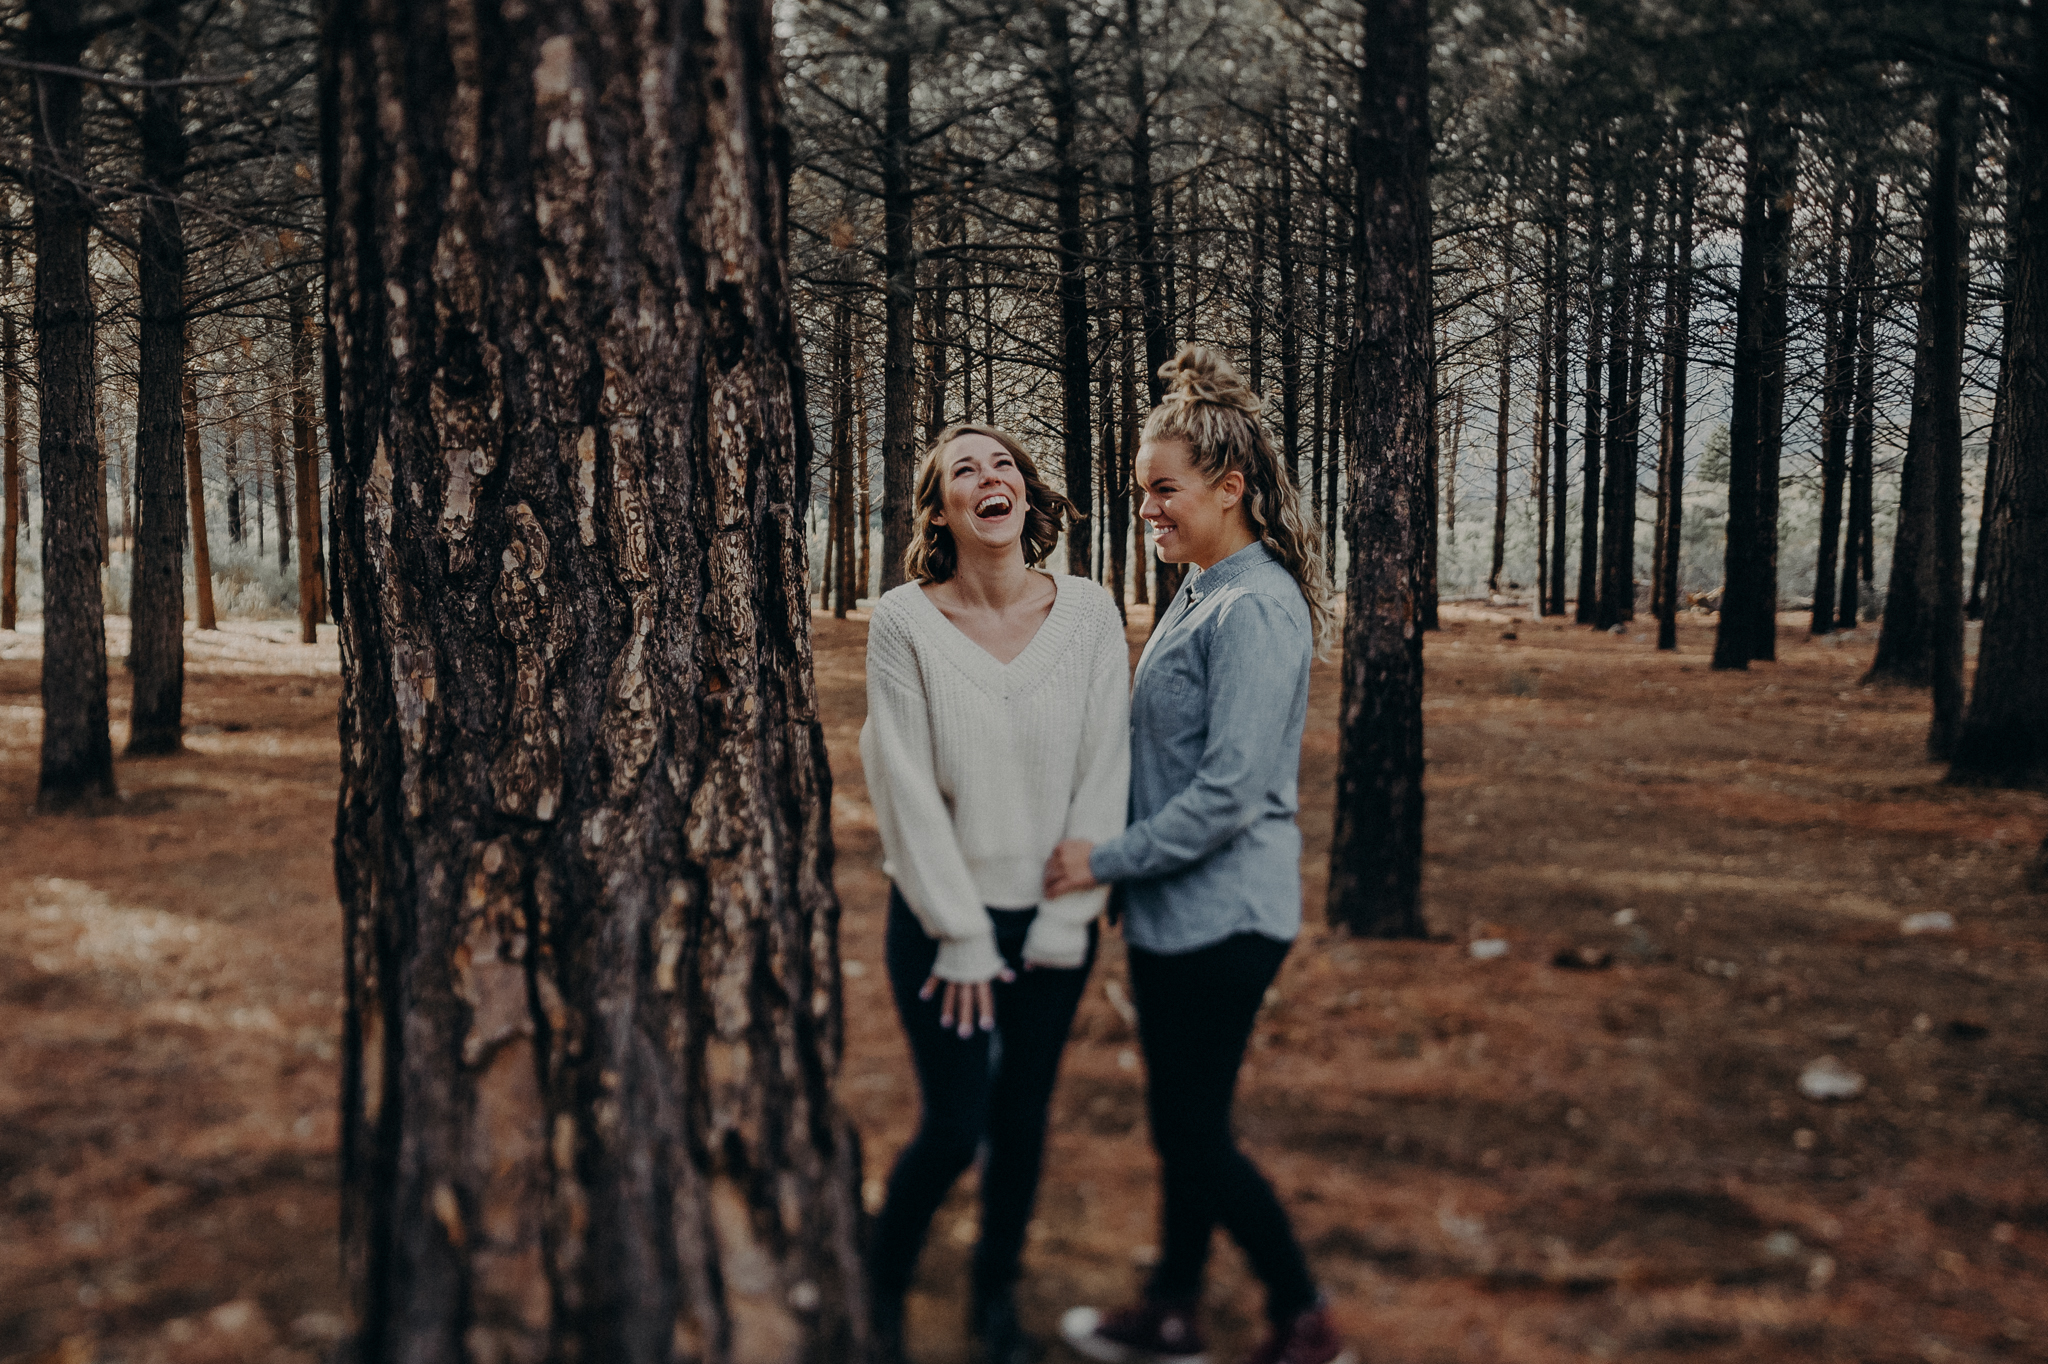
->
<box><xmin>868</xmin><ymin>888</ymin><xmax>1097</xmax><ymax>1316</ymax></box>
<box><xmin>1128</xmin><ymin>932</ymin><xmax>1318</xmax><ymax>1325</ymax></box>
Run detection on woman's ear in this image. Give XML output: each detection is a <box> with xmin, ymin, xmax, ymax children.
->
<box><xmin>1217</xmin><ymin>469</ymin><xmax>1247</xmax><ymax>510</ymax></box>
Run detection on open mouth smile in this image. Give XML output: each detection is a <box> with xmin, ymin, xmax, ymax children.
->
<box><xmin>974</xmin><ymin>494</ymin><xmax>1014</xmax><ymax>520</ymax></box>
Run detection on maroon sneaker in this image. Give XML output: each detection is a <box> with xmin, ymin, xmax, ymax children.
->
<box><xmin>1060</xmin><ymin>1298</ymin><xmax>1209</xmax><ymax>1364</ymax></box>
<box><xmin>1238</xmin><ymin>1303</ymin><xmax>1355</xmax><ymax>1364</ymax></box>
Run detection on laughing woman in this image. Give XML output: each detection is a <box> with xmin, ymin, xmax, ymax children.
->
<box><xmin>860</xmin><ymin>424</ymin><xmax>1131</xmax><ymax>1364</ymax></box>
<box><xmin>1047</xmin><ymin>347</ymin><xmax>1352</xmax><ymax>1364</ymax></box>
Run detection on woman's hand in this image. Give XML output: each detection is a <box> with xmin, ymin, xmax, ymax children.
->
<box><xmin>919</xmin><ymin>971</ymin><xmax>1013</xmax><ymax>1038</ymax></box>
<box><xmin>1043</xmin><ymin>839</ymin><xmax>1099</xmax><ymax>898</ymax></box>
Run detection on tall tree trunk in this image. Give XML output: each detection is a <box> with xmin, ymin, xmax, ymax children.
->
<box><xmin>226</xmin><ymin>382</ymin><xmax>245</xmax><ymax>545</ymax></box>
<box><xmin>29</xmin><ymin>2</ymin><xmax>116</xmax><ymax>809</ymax></box>
<box><xmin>272</xmin><ymin>396</ymin><xmax>292</xmax><ymax>571</ymax></box>
<box><xmin>1714</xmin><ymin>114</ymin><xmax>1795</xmax><ymax>670</ymax></box>
<box><xmin>1576</xmin><ymin>164</ymin><xmax>1605</xmax><ymax>624</ymax></box>
<box><xmin>1812</xmin><ymin>174</ymin><xmax>1855</xmax><ymax>637</ymax></box>
<box><xmin>129</xmin><ymin>0</ymin><xmax>191</xmax><ymax>755</ymax></box>
<box><xmin>879</xmin><ymin>0</ymin><xmax>915</xmax><ymax>590</ymax></box>
<box><xmin>1277</xmin><ymin>115</ymin><xmax>1301</xmax><ymax>495</ymax></box>
<box><xmin>1127</xmin><ymin>0</ymin><xmax>1168</xmax><ymax>408</ymax></box>
<box><xmin>1656</xmin><ymin>146</ymin><xmax>1695</xmax><ymax>652</ymax></box>
<box><xmin>1313</xmin><ymin>144</ymin><xmax>1330</xmax><ymax>533</ymax></box>
<box><xmin>1328</xmin><ymin>188</ymin><xmax>1349</xmax><ymax>573</ymax></box>
<box><xmin>1596</xmin><ymin>185</ymin><xmax>1634</xmax><ymax>630</ymax></box>
<box><xmin>1619</xmin><ymin>180</ymin><xmax>1655</xmax><ymax>624</ymax></box>
<box><xmin>1867</xmin><ymin>108</ymin><xmax>1966</xmax><ymax>687</ymax></box>
<box><xmin>1967</xmin><ymin>320</ymin><xmax>2009</xmax><ymax>621</ymax></box>
<box><xmin>1046</xmin><ymin>1</ymin><xmax>1091</xmax><ymax>578</ymax></box>
<box><xmin>857</xmin><ymin>351</ymin><xmax>872</xmax><ymax>602</ymax></box>
<box><xmin>1489</xmin><ymin>225</ymin><xmax>1512</xmax><ymax>594</ymax></box>
<box><xmin>323</xmin><ymin>4</ymin><xmax>868</xmax><ymax>1357</ymax></box>
<box><xmin>1549</xmin><ymin>157</ymin><xmax>1572</xmax><ymax>618</ymax></box>
<box><xmin>1926</xmin><ymin>90</ymin><xmax>1971</xmax><ymax>759</ymax></box>
<box><xmin>290</xmin><ymin>276</ymin><xmax>323</xmax><ymax>640</ymax></box>
<box><xmin>1534</xmin><ymin>224</ymin><xmax>1552</xmax><ymax>613</ymax></box>
<box><xmin>924</xmin><ymin>202</ymin><xmax>955</xmax><ymax>440</ymax></box>
<box><xmin>184</xmin><ymin>364</ymin><xmax>217</xmax><ymax>631</ymax></box>
<box><xmin>1840</xmin><ymin>175</ymin><xmax>1880</xmax><ymax>628</ymax></box>
<box><xmin>833</xmin><ymin>299</ymin><xmax>856</xmax><ymax>619</ymax></box>
<box><xmin>2</xmin><ymin>236</ymin><xmax>20</xmax><ymax>632</ymax></box>
<box><xmin>1444</xmin><ymin>375</ymin><xmax>1462</xmax><ymax>543</ymax></box>
<box><xmin>1951</xmin><ymin>48</ymin><xmax>2048</xmax><ymax>787</ymax></box>
<box><xmin>1112</xmin><ymin>254</ymin><xmax>1135</xmax><ymax>619</ymax></box>
<box><xmin>1331</xmin><ymin>0</ymin><xmax>1430</xmax><ymax>939</ymax></box>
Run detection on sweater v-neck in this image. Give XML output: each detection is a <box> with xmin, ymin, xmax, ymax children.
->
<box><xmin>910</xmin><ymin>571</ymin><xmax>1071</xmax><ymax>694</ymax></box>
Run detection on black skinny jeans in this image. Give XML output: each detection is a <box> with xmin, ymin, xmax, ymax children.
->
<box><xmin>868</xmin><ymin>888</ymin><xmax>1096</xmax><ymax>1314</ymax></box>
<box><xmin>1128</xmin><ymin>931</ymin><xmax>1318</xmax><ymax>1325</ymax></box>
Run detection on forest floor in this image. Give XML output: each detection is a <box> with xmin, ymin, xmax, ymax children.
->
<box><xmin>1</xmin><ymin>606</ymin><xmax>2044</xmax><ymax>1364</ymax></box>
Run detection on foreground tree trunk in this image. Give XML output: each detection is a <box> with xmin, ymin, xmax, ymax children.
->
<box><xmin>30</xmin><ymin>3</ymin><xmax>116</xmax><ymax>810</ymax></box>
<box><xmin>1576</xmin><ymin>166</ymin><xmax>1605</xmax><ymax>626</ymax></box>
<box><xmin>324</xmin><ymin>5</ymin><xmax>867</xmax><ymax>1358</ymax></box>
<box><xmin>129</xmin><ymin>0</ymin><xmax>191</xmax><ymax>757</ymax></box>
<box><xmin>1951</xmin><ymin>65</ymin><xmax>2047</xmax><ymax>785</ymax></box>
<box><xmin>1330</xmin><ymin>0</ymin><xmax>1430</xmax><ymax>939</ymax></box>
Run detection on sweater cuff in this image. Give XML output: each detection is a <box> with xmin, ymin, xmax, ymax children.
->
<box><xmin>1021</xmin><ymin>915</ymin><xmax>1091</xmax><ymax>970</ymax></box>
<box><xmin>932</xmin><ymin>932</ymin><xmax>1005</xmax><ymax>984</ymax></box>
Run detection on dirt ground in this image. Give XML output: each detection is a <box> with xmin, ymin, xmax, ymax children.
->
<box><xmin>2</xmin><ymin>605</ymin><xmax>2044</xmax><ymax>1364</ymax></box>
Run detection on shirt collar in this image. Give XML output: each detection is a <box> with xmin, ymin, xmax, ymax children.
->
<box><xmin>1187</xmin><ymin>539</ymin><xmax>1278</xmax><ymax>595</ymax></box>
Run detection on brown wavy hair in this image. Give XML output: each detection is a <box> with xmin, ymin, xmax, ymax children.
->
<box><xmin>904</xmin><ymin>424</ymin><xmax>1079</xmax><ymax>584</ymax></box>
<box><xmin>1141</xmin><ymin>345</ymin><xmax>1335</xmax><ymax>651</ymax></box>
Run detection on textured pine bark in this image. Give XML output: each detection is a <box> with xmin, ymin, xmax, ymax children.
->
<box><xmin>1329</xmin><ymin>0</ymin><xmax>1430</xmax><ymax>939</ymax></box>
<box><xmin>130</xmin><ymin>0</ymin><xmax>192</xmax><ymax>757</ymax></box>
<box><xmin>29</xmin><ymin>2</ymin><xmax>116</xmax><ymax>811</ymax></box>
<box><xmin>323</xmin><ymin>2</ymin><xmax>866</xmax><ymax>1358</ymax></box>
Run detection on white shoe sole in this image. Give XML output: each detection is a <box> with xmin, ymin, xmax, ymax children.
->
<box><xmin>1058</xmin><ymin>1307</ymin><xmax>1208</xmax><ymax>1364</ymax></box>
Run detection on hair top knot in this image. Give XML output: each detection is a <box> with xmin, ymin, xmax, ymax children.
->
<box><xmin>1158</xmin><ymin>344</ymin><xmax>1263</xmax><ymax>417</ymax></box>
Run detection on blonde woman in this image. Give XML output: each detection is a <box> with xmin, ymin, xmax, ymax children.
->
<box><xmin>860</xmin><ymin>424</ymin><xmax>1130</xmax><ymax>1364</ymax></box>
<box><xmin>1047</xmin><ymin>348</ymin><xmax>1352</xmax><ymax>1364</ymax></box>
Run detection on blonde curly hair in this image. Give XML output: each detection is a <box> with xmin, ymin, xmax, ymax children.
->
<box><xmin>1142</xmin><ymin>345</ymin><xmax>1335</xmax><ymax>650</ymax></box>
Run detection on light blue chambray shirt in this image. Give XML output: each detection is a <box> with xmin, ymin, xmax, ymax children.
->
<box><xmin>1087</xmin><ymin>540</ymin><xmax>1311</xmax><ymax>954</ymax></box>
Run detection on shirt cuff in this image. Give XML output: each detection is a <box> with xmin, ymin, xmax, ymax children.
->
<box><xmin>1021</xmin><ymin>916</ymin><xmax>1091</xmax><ymax>970</ymax></box>
<box><xmin>932</xmin><ymin>932</ymin><xmax>1005</xmax><ymax>983</ymax></box>
<box><xmin>1089</xmin><ymin>837</ymin><xmax>1135</xmax><ymax>886</ymax></box>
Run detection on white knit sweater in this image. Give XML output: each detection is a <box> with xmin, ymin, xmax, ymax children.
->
<box><xmin>859</xmin><ymin>573</ymin><xmax>1130</xmax><ymax>982</ymax></box>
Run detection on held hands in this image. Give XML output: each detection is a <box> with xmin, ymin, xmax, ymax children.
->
<box><xmin>919</xmin><ymin>971</ymin><xmax>1014</xmax><ymax>1039</ymax></box>
<box><xmin>1043</xmin><ymin>839</ymin><xmax>1099</xmax><ymax>899</ymax></box>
